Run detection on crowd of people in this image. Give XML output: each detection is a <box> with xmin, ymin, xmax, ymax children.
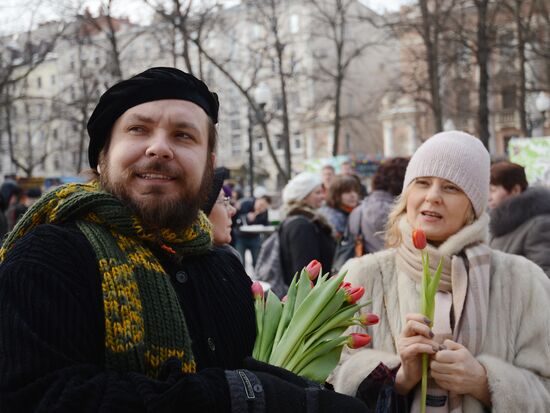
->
<box><xmin>0</xmin><ymin>67</ymin><xmax>549</xmax><ymax>412</ymax></box>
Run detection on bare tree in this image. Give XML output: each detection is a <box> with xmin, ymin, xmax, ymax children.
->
<box><xmin>307</xmin><ymin>0</ymin><xmax>379</xmax><ymax>156</ymax></box>
<box><xmin>0</xmin><ymin>21</ymin><xmax>65</xmax><ymax>176</ymax></box>
<box><xmin>387</xmin><ymin>0</ymin><xmax>460</xmax><ymax>136</ymax></box>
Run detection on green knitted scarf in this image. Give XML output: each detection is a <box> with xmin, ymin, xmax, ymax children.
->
<box><xmin>0</xmin><ymin>182</ymin><xmax>213</xmax><ymax>378</ymax></box>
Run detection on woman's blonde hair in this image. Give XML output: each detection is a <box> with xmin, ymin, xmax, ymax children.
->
<box><xmin>384</xmin><ymin>181</ymin><xmax>476</xmax><ymax>248</ymax></box>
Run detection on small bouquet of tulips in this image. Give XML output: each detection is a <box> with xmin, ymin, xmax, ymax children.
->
<box><xmin>251</xmin><ymin>259</ymin><xmax>378</xmax><ymax>383</ymax></box>
<box><xmin>412</xmin><ymin>229</ymin><xmax>443</xmax><ymax>413</ymax></box>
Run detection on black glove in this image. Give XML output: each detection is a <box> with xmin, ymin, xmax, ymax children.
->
<box><xmin>226</xmin><ymin>359</ymin><xmax>368</xmax><ymax>413</ymax></box>
<box><xmin>242</xmin><ymin>356</ymin><xmax>321</xmax><ymax>389</ymax></box>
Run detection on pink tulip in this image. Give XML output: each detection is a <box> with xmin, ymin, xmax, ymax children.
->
<box><xmin>345</xmin><ymin>286</ymin><xmax>365</xmax><ymax>304</ymax></box>
<box><xmin>339</xmin><ymin>281</ymin><xmax>352</xmax><ymax>290</ymax></box>
<box><xmin>251</xmin><ymin>281</ymin><xmax>264</xmax><ymax>299</ymax></box>
<box><xmin>347</xmin><ymin>333</ymin><xmax>371</xmax><ymax>349</ymax></box>
<box><xmin>305</xmin><ymin>259</ymin><xmax>322</xmax><ymax>281</ymax></box>
<box><xmin>359</xmin><ymin>313</ymin><xmax>379</xmax><ymax>326</ymax></box>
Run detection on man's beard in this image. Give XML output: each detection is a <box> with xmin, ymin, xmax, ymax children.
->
<box><xmin>99</xmin><ymin>157</ymin><xmax>213</xmax><ymax>232</ymax></box>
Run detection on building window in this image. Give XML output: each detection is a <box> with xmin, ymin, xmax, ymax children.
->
<box><xmin>257</xmin><ymin>138</ymin><xmax>264</xmax><ymax>152</ymax></box>
<box><xmin>51</xmin><ymin>74</ymin><xmax>56</xmax><ymax>85</ymax></box>
<box><xmin>231</xmin><ymin>133</ymin><xmax>241</xmax><ymax>156</ymax></box>
<box><xmin>294</xmin><ymin>133</ymin><xmax>301</xmax><ymax>149</ymax></box>
<box><xmin>37</xmin><ymin>77</ymin><xmax>42</xmax><ymax>88</ymax></box>
<box><xmin>276</xmin><ymin>134</ymin><xmax>283</xmax><ymax>150</ymax></box>
<box><xmin>231</xmin><ymin>118</ymin><xmax>241</xmax><ymax>130</ymax></box>
<box><xmin>502</xmin><ymin>86</ymin><xmax>516</xmax><ymax>110</ymax></box>
<box><xmin>457</xmin><ymin>90</ymin><xmax>469</xmax><ymax>113</ymax></box>
<box><xmin>289</xmin><ymin>14</ymin><xmax>299</xmax><ymax>34</ymax></box>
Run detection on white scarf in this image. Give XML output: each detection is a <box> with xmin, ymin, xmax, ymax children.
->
<box><xmin>396</xmin><ymin>216</ymin><xmax>492</xmax><ymax>413</ymax></box>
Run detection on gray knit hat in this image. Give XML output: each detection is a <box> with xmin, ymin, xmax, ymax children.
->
<box><xmin>403</xmin><ymin>130</ymin><xmax>490</xmax><ymax>217</ymax></box>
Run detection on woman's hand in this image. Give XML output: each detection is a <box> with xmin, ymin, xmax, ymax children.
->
<box><xmin>394</xmin><ymin>313</ymin><xmax>439</xmax><ymax>395</ymax></box>
<box><xmin>430</xmin><ymin>339</ymin><xmax>491</xmax><ymax>407</ymax></box>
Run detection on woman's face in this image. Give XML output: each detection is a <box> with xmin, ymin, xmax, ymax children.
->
<box><xmin>406</xmin><ymin>177</ymin><xmax>472</xmax><ymax>244</ymax></box>
<box><xmin>303</xmin><ymin>185</ymin><xmax>325</xmax><ymax>209</ymax></box>
<box><xmin>340</xmin><ymin>190</ymin><xmax>359</xmax><ymax>209</ymax></box>
<box><xmin>208</xmin><ymin>189</ymin><xmax>236</xmax><ymax>245</ymax></box>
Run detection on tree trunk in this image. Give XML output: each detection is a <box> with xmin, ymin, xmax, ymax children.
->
<box><xmin>419</xmin><ymin>0</ymin><xmax>443</xmax><ymax>132</ymax></box>
<box><xmin>275</xmin><ymin>39</ymin><xmax>292</xmax><ymax>178</ymax></box>
<box><xmin>514</xmin><ymin>0</ymin><xmax>528</xmax><ymax>136</ymax></box>
<box><xmin>475</xmin><ymin>0</ymin><xmax>491</xmax><ymax>150</ymax></box>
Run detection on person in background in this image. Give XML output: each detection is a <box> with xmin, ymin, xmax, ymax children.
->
<box><xmin>202</xmin><ymin>167</ymin><xmax>237</xmax><ymax>247</ymax></box>
<box><xmin>234</xmin><ymin>194</ymin><xmax>272</xmax><ymax>266</ymax></box>
<box><xmin>0</xmin><ymin>193</ymin><xmax>7</xmax><ymax>242</ymax></box>
<box><xmin>24</xmin><ymin>187</ymin><xmax>43</xmax><ymax>208</ymax></box>
<box><xmin>340</xmin><ymin>160</ymin><xmax>367</xmax><ymax>199</ymax></box>
<box><xmin>321</xmin><ymin>164</ymin><xmax>336</xmax><ymax>195</ymax></box>
<box><xmin>0</xmin><ymin>67</ymin><xmax>367</xmax><ymax>413</ymax></box>
<box><xmin>348</xmin><ymin>157</ymin><xmax>409</xmax><ymax>253</ymax></box>
<box><xmin>279</xmin><ymin>172</ymin><xmax>335</xmax><ymax>278</ymax></box>
<box><xmin>488</xmin><ymin>161</ymin><xmax>550</xmax><ymax>276</ymax></box>
<box><xmin>329</xmin><ymin>131</ymin><xmax>550</xmax><ymax>411</ymax></box>
<box><xmin>1</xmin><ymin>181</ymin><xmax>27</xmax><ymax>231</ymax></box>
<box><xmin>319</xmin><ymin>175</ymin><xmax>361</xmax><ymax>239</ymax></box>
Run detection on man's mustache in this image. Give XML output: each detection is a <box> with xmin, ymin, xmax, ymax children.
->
<box><xmin>129</xmin><ymin>161</ymin><xmax>181</xmax><ymax>178</ymax></box>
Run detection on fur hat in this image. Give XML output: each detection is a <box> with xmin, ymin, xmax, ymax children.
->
<box><xmin>282</xmin><ymin>172</ymin><xmax>322</xmax><ymax>205</ymax></box>
<box><xmin>87</xmin><ymin>67</ymin><xmax>219</xmax><ymax>169</ymax></box>
<box><xmin>403</xmin><ymin>130</ymin><xmax>490</xmax><ymax>217</ymax></box>
<box><xmin>202</xmin><ymin>167</ymin><xmax>229</xmax><ymax>215</ymax></box>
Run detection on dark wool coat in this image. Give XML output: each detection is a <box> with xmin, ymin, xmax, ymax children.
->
<box><xmin>490</xmin><ymin>187</ymin><xmax>550</xmax><ymax>277</ymax></box>
<box><xmin>279</xmin><ymin>206</ymin><xmax>335</xmax><ymax>283</ymax></box>
<box><xmin>0</xmin><ymin>224</ymin><xmax>256</xmax><ymax>412</ymax></box>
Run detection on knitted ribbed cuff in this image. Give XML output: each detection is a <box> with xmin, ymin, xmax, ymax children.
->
<box><xmin>225</xmin><ymin>369</ymin><xmax>266</xmax><ymax>413</ymax></box>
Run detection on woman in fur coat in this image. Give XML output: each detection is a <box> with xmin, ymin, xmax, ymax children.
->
<box><xmin>488</xmin><ymin>161</ymin><xmax>550</xmax><ymax>277</ymax></box>
<box><xmin>328</xmin><ymin>131</ymin><xmax>550</xmax><ymax>412</ymax></box>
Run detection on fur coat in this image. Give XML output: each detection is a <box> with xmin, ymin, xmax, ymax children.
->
<box><xmin>490</xmin><ymin>187</ymin><xmax>550</xmax><ymax>276</ymax></box>
<box><xmin>328</xmin><ymin>214</ymin><xmax>550</xmax><ymax>412</ymax></box>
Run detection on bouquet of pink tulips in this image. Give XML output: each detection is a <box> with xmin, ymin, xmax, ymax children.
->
<box><xmin>251</xmin><ymin>259</ymin><xmax>378</xmax><ymax>383</ymax></box>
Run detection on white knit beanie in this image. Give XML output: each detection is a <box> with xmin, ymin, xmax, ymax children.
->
<box><xmin>282</xmin><ymin>172</ymin><xmax>322</xmax><ymax>205</ymax></box>
<box><xmin>403</xmin><ymin>130</ymin><xmax>490</xmax><ymax>217</ymax></box>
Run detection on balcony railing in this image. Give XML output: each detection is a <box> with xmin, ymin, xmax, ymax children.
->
<box><xmin>495</xmin><ymin>109</ymin><xmax>519</xmax><ymax>128</ymax></box>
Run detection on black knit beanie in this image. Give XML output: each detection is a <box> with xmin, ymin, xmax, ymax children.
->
<box><xmin>86</xmin><ymin>67</ymin><xmax>219</xmax><ymax>169</ymax></box>
<box><xmin>202</xmin><ymin>167</ymin><xmax>229</xmax><ymax>215</ymax></box>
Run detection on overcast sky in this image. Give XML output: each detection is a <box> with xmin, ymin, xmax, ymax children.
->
<box><xmin>0</xmin><ymin>0</ymin><xmax>413</xmax><ymax>35</ymax></box>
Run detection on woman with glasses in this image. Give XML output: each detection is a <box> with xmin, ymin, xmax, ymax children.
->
<box><xmin>202</xmin><ymin>167</ymin><xmax>237</xmax><ymax>246</ymax></box>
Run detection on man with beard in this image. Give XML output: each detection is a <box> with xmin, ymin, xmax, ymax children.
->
<box><xmin>0</xmin><ymin>68</ymin><xmax>367</xmax><ymax>413</ymax></box>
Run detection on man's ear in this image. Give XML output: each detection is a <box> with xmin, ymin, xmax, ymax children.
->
<box><xmin>211</xmin><ymin>152</ymin><xmax>216</xmax><ymax>166</ymax></box>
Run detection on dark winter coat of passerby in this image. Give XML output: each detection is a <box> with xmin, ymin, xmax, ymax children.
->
<box><xmin>280</xmin><ymin>172</ymin><xmax>336</xmax><ymax>281</ymax></box>
<box><xmin>490</xmin><ymin>186</ymin><xmax>550</xmax><ymax>276</ymax></box>
<box><xmin>319</xmin><ymin>175</ymin><xmax>361</xmax><ymax>239</ymax></box>
<box><xmin>348</xmin><ymin>157</ymin><xmax>409</xmax><ymax>253</ymax></box>
<box><xmin>0</xmin><ymin>68</ymin><xmax>367</xmax><ymax>413</ymax></box>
